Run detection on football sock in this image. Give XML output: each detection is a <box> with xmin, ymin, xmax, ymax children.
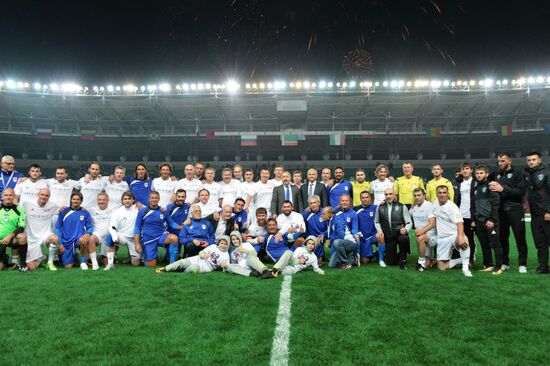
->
<box><xmin>449</xmin><ymin>258</ymin><xmax>462</xmax><ymax>269</ymax></box>
<box><xmin>418</xmin><ymin>256</ymin><xmax>425</xmax><ymax>265</ymax></box>
<box><xmin>80</xmin><ymin>256</ymin><xmax>89</xmax><ymax>264</ymax></box>
<box><xmin>90</xmin><ymin>252</ymin><xmax>98</xmax><ymax>268</ymax></box>
<box><xmin>107</xmin><ymin>252</ymin><xmax>115</xmax><ymax>265</ymax></box>
<box><xmin>48</xmin><ymin>245</ymin><xmax>58</xmax><ymax>264</ymax></box>
<box><xmin>460</xmin><ymin>247</ymin><xmax>471</xmax><ymax>271</ymax></box>
<box><xmin>378</xmin><ymin>244</ymin><xmax>385</xmax><ymax>262</ymax></box>
<box><xmin>169</xmin><ymin>244</ymin><xmax>179</xmax><ymax>264</ymax></box>
<box><xmin>18</xmin><ymin>245</ymin><xmax>28</xmax><ymax>266</ymax></box>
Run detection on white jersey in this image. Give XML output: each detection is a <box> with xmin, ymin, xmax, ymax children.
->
<box><xmin>151</xmin><ymin>177</ymin><xmax>177</xmax><ymax>208</ymax></box>
<box><xmin>14</xmin><ymin>179</ymin><xmax>48</xmax><ymax>206</ymax></box>
<box><xmin>196</xmin><ymin>245</ymin><xmax>230</xmax><ymax>272</ymax></box>
<box><xmin>199</xmin><ymin>202</ymin><xmax>220</xmax><ymax>218</ymax></box>
<box><xmin>371</xmin><ymin>179</ymin><xmax>394</xmax><ymax>205</ymax></box>
<box><xmin>459</xmin><ymin>178</ymin><xmax>472</xmax><ymax>219</ymax></box>
<box><xmin>238</xmin><ymin>181</ymin><xmax>256</xmax><ymax>203</ymax></box>
<box><xmin>202</xmin><ymin>181</ymin><xmax>221</xmax><ymax>206</ymax></box>
<box><xmin>246</xmin><ymin>221</ymin><xmax>266</xmax><ymax>245</ymax></box>
<box><xmin>175</xmin><ymin>178</ymin><xmax>203</xmax><ymax>204</ymax></box>
<box><xmin>429</xmin><ymin>200</ymin><xmax>463</xmax><ymax>239</ymax></box>
<box><xmin>108</xmin><ymin>204</ymin><xmax>139</xmax><ymax>241</ymax></box>
<box><xmin>219</xmin><ymin>180</ymin><xmax>240</xmax><ymax>207</ymax></box>
<box><xmin>269</xmin><ymin>178</ymin><xmax>283</xmax><ymax>187</ymax></box>
<box><xmin>104</xmin><ymin>180</ymin><xmax>129</xmax><ymax>209</ymax></box>
<box><xmin>252</xmin><ymin>180</ymin><xmax>275</xmax><ymax>212</ymax></box>
<box><xmin>410</xmin><ymin>201</ymin><xmax>435</xmax><ymax>235</ymax></box>
<box><xmin>230</xmin><ymin>242</ymin><xmax>256</xmax><ymax>268</ymax></box>
<box><xmin>47</xmin><ymin>179</ymin><xmax>79</xmax><ymax>208</ymax></box>
<box><xmin>22</xmin><ymin>200</ymin><xmax>57</xmax><ymax>242</ymax></box>
<box><xmin>276</xmin><ymin>212</ymin><xmax>306</xmax><ymax>235</ymax></box>
<box><xmin>290</xmin><ymin>247</ymin><xmax>323</xmax><ymax>273</ymax></box>
<box><xmin>89</xmin><ymin>205</ymin><xmax>115</xmax><ymax>238</ymax></box>
<box><xmin>76</xmin><ymin>177</ymin><xmax>108</xmax><ymax>208</ymax></box>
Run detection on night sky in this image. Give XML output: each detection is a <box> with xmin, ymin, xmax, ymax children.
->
<box><xmin>1</xmin><ymin>0</ymin><xmax>550</xmax><ymax>84</ymax></box>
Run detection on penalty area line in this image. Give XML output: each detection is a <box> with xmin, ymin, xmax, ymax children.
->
<box><xmin>269</xmin><ymin>275</ymin><xmax>293</xmax><ymax>366</ymax></box>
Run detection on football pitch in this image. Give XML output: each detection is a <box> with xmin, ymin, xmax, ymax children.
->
<box><xmin>1</xmin><ymin>228</ymin><xmax>549</xmax><ymax>366</ymax></box>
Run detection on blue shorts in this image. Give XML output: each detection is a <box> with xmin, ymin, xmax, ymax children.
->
<box><xmin>142</xmin><ymin>232</ymin><xmax>171</xmax><ymax>262</ymax></box>
<box><xmin>314</xmin><ymin>241</ymin><xmax>325</xmax><ymax>258</ymax></box>
<box><xmin>358</xmin><ymin>235</ymin><xmax>377</xmax><ymax>258</ymax></box>
<box><xmin>61</xmin><ymin>240</ymin><xmax>79</xmax><ymax>266</ymax></box>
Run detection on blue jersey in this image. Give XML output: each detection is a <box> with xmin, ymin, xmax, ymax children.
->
<box><xmin>231</xmin><ymin>210</ymin><xmax>248</xmax><ymax>233</ymax></box>
<box><xmin>134</xmin><ymin>206</ymin><xmax>176</xmax><ymax>242</ymax></box>
<box><xmin>264</xmin><ymin>232</ymin><xmax>290</xmax><ymax>262</ymax></box>
<box><xmin>178</xmin><ymin>218</ymin><xmax>215</xmax><ymax>245</ymax></box>
<box><xmin>328</xmin><ymin>213</ymin><xmax>348</xmax><ymax>243</ymax></box>
<box><xmin>166</xmin><ymin>202</ymin><xmax>190</xmax><ymax>234</ymax></box>
<box><xmin>354</xmin><ymin>204</ymin><xmax>378</xmax><ymax>244</ymax></box>
<box><xmin>0</xmin><ymin>169</ymin><xmax>23</xmax><ymax>197</ymax></box>
<box><xmin>336</xmin><ymin>208</ymin><xmax>359</xmax><ymax>236</ymax></box>
<box><xmin>328</xmin><ymin>180</ymin><xmax>353</xmax><ymax>207</ymax></box>
<box><xmin>125</xmin><ymin>177</ymin><xmax>152</xmax><ymax>206</ymax></box>
<box><xmin>303</xmin><ymin>209</ymin><xmax>329</xmax><ymax>257</ymax></box>
<box><xmin>56</xmin><ymin>207</ymin><xmax>93</xmax><ymax>244</ymax></box>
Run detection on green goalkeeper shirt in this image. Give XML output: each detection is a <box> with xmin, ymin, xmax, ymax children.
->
<box><xmin>0</xmin><ymin>204</ymin><xmax>26</xmax><ymax>240</ymax></box>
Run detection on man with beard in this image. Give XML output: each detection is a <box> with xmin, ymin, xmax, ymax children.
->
<box><xmin>246</xmin><ymin>207</ymin><xmax>268</xmax><ymax>253</ymax></box>
<box><xmin>328</xmin><ymin>167</ymin><xmax>353</xmax><ymax>208</ymax></box>
<box><xmin>426</xmin><ymin>163</ymin><xmax>454</xmax><ymax>203</ymax></box>
<box><xmin>271</xmin><ymin>171</ymin><xmax>301</xmax><ymax>217</ymax></box>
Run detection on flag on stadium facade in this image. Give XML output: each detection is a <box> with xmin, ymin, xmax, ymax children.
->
<box><xmin>35</xmin><ymin>128</ymin><xmax>52</xmax><ymax>140</ymax></box>
<box><xmin>282</xmin><ymin>128</ymin><xmax>306</xmax><ymax>140</ymax></box>
<box><xmin>205</xmin><ymin>129</ymin><xmax>220</xmax><ymax>139</ymax></box>
<box><xmin>281</xmin><ymin>134</ymin><xmax>299</xmax><ymax>146</ymax></box>
<box><xmin>427</xmin><ymin>127</ymin><xmax>441</xmax><ymax>137</ymax></box>
<box><xmin>543</xmin><ymin>123</ymin><xmax>550</xmax><ymax>134</ymax></box>
<box><xmin>80</xmin><ymin>129</ymin><xmax>97</xmax><ymax>140</ymax></box>
<box><xmin>241</xmin><ymin>134</ymin><xmax>257</xmax><ymax>147</ymax></box>
<box><xmin>499</xmin><ymin>125</ymin><xmax>512</xmax><ymax>136</ymax></box>
<box><xmin>329</xmin><ymin>134</ymin><xmax>346</xmax><ymax>146</ymax></box>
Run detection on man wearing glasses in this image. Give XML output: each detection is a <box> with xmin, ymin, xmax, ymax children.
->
<box><xmin>0</xmin><ymin>155</ymin><xmax>24</xmax><ymax>200</ymax></box>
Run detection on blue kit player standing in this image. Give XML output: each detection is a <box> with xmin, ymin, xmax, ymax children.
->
<box><xmin>56</xmin><ymin>192</ymin><xmax>96</xmax><ymax>270</ymax></box>
<box><xmin>134</xmin><ymin>191</ymin><xmax>179</xmax><ymax>267</ymax></box>
<box><xmin>328</xmin><ymin>167</ymin><xmax>353</xmax><ymax>208</ymax></box>
<box><xmin>354</xmin><ymin>191</ymin><xmax>379</xmax><ymax>265</ymax></box>
<box><xmin>125</xmin><ymin>163</ymin><xmax>153</xmax><ymax>207</ymax></box>
<box><xmin>302</xmin><ymin>194</ymin><xmax>328</xmax><ymax>264</ymax></box>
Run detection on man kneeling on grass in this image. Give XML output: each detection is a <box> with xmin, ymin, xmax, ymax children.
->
<box><xmin>271</xmin><ymin>235</ymin><xmax>325</xmax><ymax>276</ymax></box>
<box><xmin>224</xmin><ymin>231</ymin><xmax>273</xmax><ymax>279</ymax></box>
<box><xmin>157</xmin><ymin>235</ymin><xmax>230</xmax><ymax>273</ymax></box>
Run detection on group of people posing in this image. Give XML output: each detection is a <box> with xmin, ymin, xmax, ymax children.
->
<box><xmin>0</xmin><ymin>150</ymin><xmax>548</xmax><ymax>278</ymax></box>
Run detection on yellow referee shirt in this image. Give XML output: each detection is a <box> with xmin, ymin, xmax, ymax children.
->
<box><xmin>351</xmin><ymin>181</ymin><xmax>371</xmax><ymax>206</ymax></box>
<box><xmin>394</xmin><ymin>175</ymin><xmax>424</xmax><ymax>205</ymax></box>
<box><xmin>425</xmin><ymin>177</ymin><xmax>454</xmax><ymax>203</ymax></box>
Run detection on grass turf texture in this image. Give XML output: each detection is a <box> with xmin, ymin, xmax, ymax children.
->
<box><xmin>1</xmin><ymin>226</ymin><xmax>549</xmax><ymax>365</ymax></box>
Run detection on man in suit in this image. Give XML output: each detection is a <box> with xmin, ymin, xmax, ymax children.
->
<box><xmin>271</xmin><ymin>171</ymin><xmax>302</xmax><ymax>217</ymax></box>
<box><xmin>299</xmin><ymin>168</ymin><xmax>329</xmax><ymax>209</ymax></box>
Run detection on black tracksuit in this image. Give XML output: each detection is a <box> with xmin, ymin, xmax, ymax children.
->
<box><xmin>525</xmin><ymin>163</ymin><xmax>550</xmax><ymax>270</ymax></box>
<box><xmin>471</xmin><ymin>179</ymin><xmax>502</xmax><ymax>268</ymax></box>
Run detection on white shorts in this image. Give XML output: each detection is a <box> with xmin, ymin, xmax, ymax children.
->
<box><xmin>26</xmin><ymin>232</ymin><xmax>55</xmax><ymax>263</ymax></box>
<box><xmin>436</xmin><ymin>235</ymin><xmax>457</xmax><ymax>261</ymax></box>
<box><xmin>427</xmin><ymin>232</ymin><xmax>439</xmax><ymax>248</ymax></box>
<box><xmin>116</xmin><ymin>235</ymin><xmax>140</xmax><ymax>258</ymax></box>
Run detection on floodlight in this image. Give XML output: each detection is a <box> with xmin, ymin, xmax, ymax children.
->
<box><xmin>349</xmin><ymin>81</ymin><xmax>356</xmax><ymax>88</ymax></box>
<box><xmin>6</xmin><ymin>80</ymin><xmax>16</xmax><ymax>89</ymax></box>
<box><xmin>327</xmin><ymin>81</ymin><xmax>333</xmax><ymax>88</ymax></box>
<box><xmin>33</xmin><ymin>82</ymin><xmax>42</xmax><ymax>90</ymax></box>
<box><xmin>303</xmin><ymin>81</ymin><xmax>310</xmax><ymax>88</ymax></box>
<box><xmin>107</xmin><ymin>85</ymin><xmax>114</xmax><ymax>92</ymax></box>
<box><xmin>159</xmin><ymin>83</ymin><xmax>170</xmax><ymax>92</ymax></box>
<box><xmin>319</xmin><ymin>80</ymin><xmax>327</xmax><ymax>88</ymax></box>
<box><xmin>226</xmin><ymin>79</ymin><xmax>239</xmax><ymax>93</ymax></box>
<box><xmin>382</xmin><ymin>81</ymin><xmax>388</xmax><ymax>87</ymax></box>
<box><xmin>50</xmin><ymin>83</ymin><xmax>59</xmax><ymax>91</ymax></box>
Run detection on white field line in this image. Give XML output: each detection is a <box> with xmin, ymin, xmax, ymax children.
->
<box><xmin>269</xmin><ymin>275</ymin><xmax>293</xmax><ymax>366</ymax></box>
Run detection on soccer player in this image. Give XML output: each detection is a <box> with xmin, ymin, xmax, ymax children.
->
<box><xmin>219</xmin><ymin>167</ymin><xmax>239</xmax><ymax>207</ymax></box>
<box><xmin>106</xmin><ymin>191</ymin><xmax>141</xmax><ymax>269</ymax></box>
<box><xmin>14</xmin><ymin>164</ymin><xmax>48</xmax><ymax>206</ymax></box>
<box><xmin>525</xmin><ymin>152</ymin><xmax>550</xmax><ymax>274</ymax></box>
<box><xmin>175</xmin><ymin>164</ymin><xmax>203</xmax><ymax>204</ymax></box>
<box><xmin>409</xmin><ymin>188</ymin><xmax>436</xmax><ymax>272</ymax></box>
<box><xmin>276</xmin><ymin>201</ymin><xmax>306</xmax><ymax>246</ymax></box>
<box><xmin>425</xmin><ymin>163</ymin><xmax>454</xmax><ymax>203</ymax></box>
<box><xmin>179</xmin><ymin>204</ymin><xmax>215</xmax><ymax>258</ymax></box>
<box><xmin>237</xmin><ymin>168</ymin><xmax>256</xmax><ymax>209</ymax></box>
<box><xmin>269</xmin><ymin>164</ymin><xmax>284</xmax><ymax>187</ymax></box>
<box><xmin>166</xmin><ymin>189</ymin><xmax>191</xmax><ymax>235</ymax></box>
<box><xmin>302</xmin><ymin>195</ymin><xmax>329</xmax><ymax>264</ymax></box>
<box><xmin>125</xmin><ymin>163</ymin><xmax>152</xmax><ymax>207</ymax></box>
<box><xmin>248</xmin><ymin>167</ymin><xmax>275</xmax><ymax>217</ymax></box>
<box><xmin>331</xmin><ymin>195</ymin><xmax>359</xmax><ymax>259</ymax></box>
<box><xmin>488</xmin><ymin>153</ymin><xmax>528</xmax><ymax>272</ymax></box>
<box><xmin>292</xmin><ymin>170</ymin><xmax>303</xmax><ymax>188</ymax></box>
<box><xmin>453</xmin><ymin>162</ymin><xmax>476</xmax><ymax>265</ymax></box>
<box><xmin>197</xmin><ymin>188</ymin><xmax>220</xmax><ymax>218</ymax></box>
<box><xmin>194</xmin><ymin>162</ymin><xmax>205</xmax><ymax>181</ymax></box>
<box><xmin>263</xmin><ymin>218</ymin><xmax>290</xmax><ymax>262</ymax></box>
<box><xmin>232</xmin><ymin>198</ymin><xmax>248</xmax><ymax>233</ymax></box>
<box><xmin>354</xmin><ymin>191</ymin><xmax>378</xmax><ymax>265</ymax></box>
<box><xmin>225</xmin><ymin>231</ymin><xmax>273</xmax><ymax>278</ymax></box>
<box><xmin>246</xmin><ymin>207</ymin><xmax>268</xmax><ymax>253</ymax></box>
<box><xmin>134</xmin><ymin>191</ymin><xmax>180</xmax><ymax>267</ymax></box>
<box><xmin>23</xmin><ymin>188</ymin><xmax>59</xmax><ymax>271</ymax></box>
<box><xmin>420</xmin><ymin>185</ymin><xmax>472</xmax><ymax>277</ymax></box>
<box><xmin>56</xmin><ymin>192</ymin><xmax>95</xmax><ymax>270</ymax></box>
<box><xmin>328</xmin><ymin>167</ymin><xmax>353</xmax><ymax>208</ymax></box>
<box><xmin>321</xmin><ymin>168</ymin><xmax>333</xmax><ymax>188</ymax></box>
<box><xmin>299</xmin><ymin>168</ymin><xmax>328</xmax><ymax>209</ymax></box>
<box><xmin>371</xmin><ymin>164</ymin><xmax>393</xmax><ymax>205</ymax></box>
<box><xmin>323</xmin><ymin>206</ymin><xmax>358</xmax><ymax>269</ymax></box>
<box><xmin>157</xmin><ymin>235</ymin><xmax>230</xmax><ymax>274</ymax></box>
<box><xmin>76</xmin><ymin>161</ymin><xmax>108</xmax><ymax>208</ymax></box>
<box><xmin>104</xmin><ymin>165</ymin><xmax>130</xmax><ymax>209</ymax></box>
<box><xmin>151</xmin><ymin>163</ymin><xmax>177</xmax><ymax>208</ymax></box>
<box><xmin>89</xmin><ymin>192</ymin><xmax>115</xmax><ymax>268</ymax></box>
<box><xmin>472</xmin><ymin>165</ymin><xmax>503</xmax><ymax>274</ymax></box>
<box><xmin>202</xmin><ymin>167</ymin><xmax>221</xmax><ymax>206</ymax></box>
<box><xmin>271</xmin><ymin>236</ymin><xmax>325</xmax><ymax>276</ymax></box>
<box><xmin>0</xmin><ymin>188</ymin><xmax>28</xmax><ymax>271</ymax></box>
<box><xmin>394</xmin><ymin>161</ymin><xmax>424</xmax><ymax>208</ymax></box>
<box><xmin>46</xmin><ymin>166</ymin><xmax>79</xmax><ymax>209</ymax></box>
<box><xmin>374</xmin><ymin>188</ymin><xmax>411</xmax><ymax>269</ymax></box>
<box><xmin>351</xmin><ymin>169</ymin><xmax>371</xmax><ymax>207</ymax></box>
<box><xmin>0</xmin><ymin>155</ymin><xmax>24</xmax><ymax>200</ymax></box>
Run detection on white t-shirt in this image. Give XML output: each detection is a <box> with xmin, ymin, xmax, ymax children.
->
<box><xmin>175</xmin><ymin>178</ymin><xmax>203</xmax><ymax>204</ymax></box>
<box><xmin>151</xmin><ymin>177</ymin><xmax>177</xmax><ymax>208</ymax></box>
<box><xmin>199</xmin><ymin>202</ymin><xmax>220</xmax><ymax>218</ymax></box>
<box><xmin>47</xmin><ymin>179</ymin><xmax>79</xmax><ymax>208</ymax></box>
<box><xmin>459</xmin><ymin>178</ymin><xmax>472</xmax><ymax>219</ymax></box>
<box><xmin>14</xmin><ymin>179</ymin><xmax>48</xmax><ymax>206</ymax></box>
<box><xmin>23</xmin><ymin>200</ymin><xmax>58</xmax><ymax>242</ymax></box>
<box><xmin>230</xmin><ymin>242</ymin><xmax>256</xmax><ymax>268</ymax></box>
<box><xmin>89</xmin><ymin>205</ymin><xmax>115</xmax><ymax>239</ymax></box>
<box><xmin>202</xmin><ymin>181</ymin><xmax>221</xmax><ymax>206</ymax></box>
<box><xmin>104</xmin><ymin>180</ymin><xmax>130</xmax><ymax>209</ymax></box>
<box><xmin>252</xmin><ymin>180</ymin><xmax>275</xmax><ymax>212</ymax></box>
<box><xmin>76</xmin><ymin>177</ymin><xmax>108</xmax><ymax>208</ymax></box>
<box><xmin>410</xmin><ymin>201</ymin><xmax>435</xmax><ymax>235</ymax></box>
<box><xmin>219</xmin><ymin>180</ymin><xmax>240</xmax><ymax>207</ymax></box>
<box><xmin>429</xmin><ymin>200</ymin><xmax>463</xmax><ymax>239</ymax></box>
<box><xmin>238</xmin><ymin>181</ymin><xmax>256</xmax><ymax>204</ymax></box>
<box><xmin>109</xmin><ymin>205</ymin><xmax>139</xmax><ymax>241</ymax></box>
<box><xmin>371</xmin><ymin>179</ymin><xmax>394</xmax><ymax>205</ymax></box>
<box><xmin>276</xmin><ymin>212</ymin><xmax>306</xmax><ymax>234</ymax></box>
<box><xmin>290</xmin><ymin>246</ymin><xmax>323</xmax><ymax>273</ymax></box>
<box><xmin>195</xmin><ymin>245</ymin><xmax>230</xmax><ymax>272</ymax></box>
<box><xmin>246</xmin><ymin>221</ymin><xmax>266</xmax><ymax>245</ymax></box>
<box><xmin>269</xmin><ymin>178</ymin><xmax>283</xmax><ymax>187</ymax></box>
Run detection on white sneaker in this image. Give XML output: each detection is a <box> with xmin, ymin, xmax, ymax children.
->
<box><xmin>379</xmin><ymin>260</ymin><xmax>387</xmax><ymax>268</ymax></box>
<box><xmin>463</xmin><ymin>269</ymin><xmax>473</xmax><ymax>277</ymax></box>
<box><xmin>104</xmin><ymin>264</ymin><xmax>114</xmax><ymax>271</ymax></box>
<box><xmin>92</xmin><ymin>264</ymin><xmax>100</xmax><ymax>271</ymax></box>
<box><xmin>80</xmin><ymin>263</ymin><xmax>88</xmax><ymax>271</ymax></box>
<box><xmin>501</xmin><ymin>264</ymin><xmax>510</xmax><ymax>271</ymax></box>
<box><xmin>519</xmin><ymin>266</ymin><xmax>527</xmax><ymax>274</ymax></box>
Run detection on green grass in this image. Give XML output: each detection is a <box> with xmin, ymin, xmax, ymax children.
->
<box><xmin>1</xmin><ymin>226</ymin><xmax>549</xmax><ymax>366</ymax></box>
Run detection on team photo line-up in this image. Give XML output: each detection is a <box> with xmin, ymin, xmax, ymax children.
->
<box><xmin>0</xmin><ymin>151</ymin><xmax>549</xmax><ymax>278</ymax></box>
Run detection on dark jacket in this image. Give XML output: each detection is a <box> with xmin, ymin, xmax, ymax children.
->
<box><xmin>490</xmin><ymin>167</ymin><xmax>526</xmax><ymax>212</ymax></box>
<box><xmin>205</xmin><ymin>213</ymin><xmax>237</xmax><ymax>237</ymax></box>
<box><xmin>525</xmin><ymin>163</ymin><xmax>550</xmax><ymax>216</ymax></box>
<box><xmin>299</xmin><ymin>181</ymin><xmax>329</xmax><ymax>209</ymax></box>
<box><xmin>453</xmin><ymin>177</ymin><xmax>476</xmax><ymax>209</ymax></box>
<box><xmin>271</xmin><ymin>184</ymin><xmax>302</xmax><ymax>216</ymax></box>
<box><xmin>377</xmin><ymin>201</ymin><xmax>407</xmax><ymax>240</ymax></box>
<box><xmin>471</xmin><ymin>179</ymin><xmax>500</xmax><ymax>223</ymax></box>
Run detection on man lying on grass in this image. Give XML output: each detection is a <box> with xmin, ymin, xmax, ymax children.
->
<box><xmin>156</xmin><ymin>235</ymin><xmax>229</xmax><ymax>273</ymax></box>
